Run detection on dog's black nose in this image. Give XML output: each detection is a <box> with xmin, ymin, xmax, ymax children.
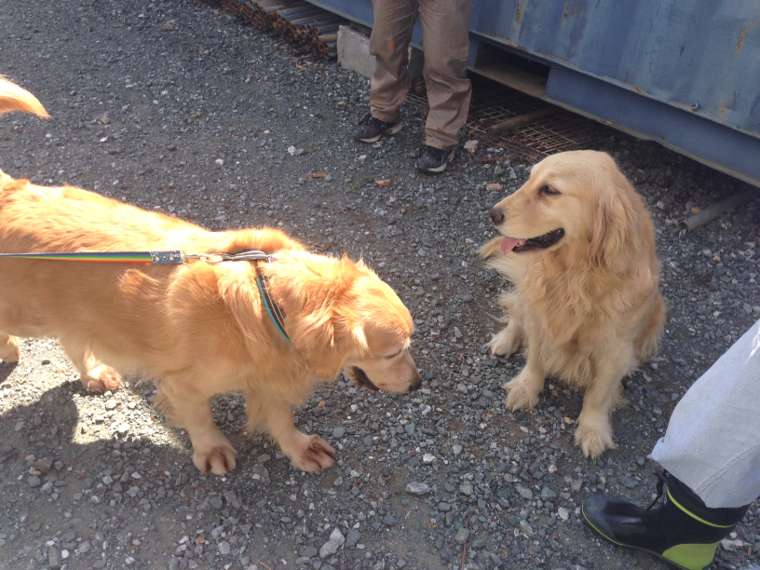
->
<box><xmin>489</xmin><ymin>208</ymin><xmax>505</xmax><ymax>225</ymax></box>
<box><xmin>408</xmin><ymin>375</ymin><xmax>423</xmax><ymax>392</ymax></box>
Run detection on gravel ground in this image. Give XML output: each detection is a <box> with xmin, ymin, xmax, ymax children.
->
<box><xmin>1</xmin><ymin>1</ymin><xmax>759</xmax><ymax>569</ymax></box>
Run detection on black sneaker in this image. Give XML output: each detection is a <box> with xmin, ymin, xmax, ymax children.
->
<box><xmin>353</xmin><ymin>113</ymin><xmax>403</xmax><ymax>143</ymax></box>
<box><xmin>416</xmin><ymin>145</ymin><xmax>455</xmax><ymax>173</ymax></box>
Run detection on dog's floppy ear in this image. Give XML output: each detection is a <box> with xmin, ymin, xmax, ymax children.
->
<box><xmin>588</xmin><ymin>182</ymin><xmax>637</xmax><ymax>271</ymax></box>
<box><xmin>288</xmin><ymin>307</ymin><xmax>345</xmax><ymax>380</ymax></box>
<box><xmin>287</xmin><ymin>308</ymin><xmax>370</xmax><ymax>380</ymax></box>
<box><xmin>270</xmin><ymin>253</ymin><xmax>368</xmax><ymax>380</ymax></box>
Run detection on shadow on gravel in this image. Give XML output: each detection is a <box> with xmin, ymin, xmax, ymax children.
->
<box><xmin>0</xmin><ymin>361</ymin><xmax>18</xmax><ymax>385</ymax></box>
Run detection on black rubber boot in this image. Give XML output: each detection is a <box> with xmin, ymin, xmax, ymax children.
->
<box><xmin>582</xmin><ymin>471</ymin><xmax>749</xmax><ymax>570</ymax></box>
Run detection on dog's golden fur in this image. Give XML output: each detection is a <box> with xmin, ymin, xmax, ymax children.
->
<box><xmin>481</xmin><ymin>150</ymin><xmax>665</xmax><ymax>458</ymax></box>
<box><xmin>0</xmin><ymin>77</ymin><xmax>420</xmax><ymax>475</ymax></box>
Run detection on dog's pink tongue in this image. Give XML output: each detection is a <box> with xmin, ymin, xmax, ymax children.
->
<box><xmin>501</xmin><ymin>237</ymin><xmax>521</xmax><ymax>254</ymax></box>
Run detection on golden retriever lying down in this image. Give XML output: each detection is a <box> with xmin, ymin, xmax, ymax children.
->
<box><xmin>0</xmin><ymin>77</ymin><xmax>421</xmax><ymax>475</ymax></box>
<box><xmin>481</xmin><ymin>150</ymin><xmax>665</xmax><ymax>458</ymax></box>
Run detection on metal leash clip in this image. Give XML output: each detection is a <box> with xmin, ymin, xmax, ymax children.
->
<box><xmin>182</xmin><ymin>250</ymin><xmax>272</xmax><ymax>264</ymax></box>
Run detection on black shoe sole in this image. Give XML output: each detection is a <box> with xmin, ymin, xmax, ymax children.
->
<box><xmin>416</xmin><ymin>149</ymin><xmax>455</xmax><ymax>173</ymax></box>
<box><xmin>355</xmin><ymin>121</ymin><xmax>403</xmax><ymax>143</ymax></box>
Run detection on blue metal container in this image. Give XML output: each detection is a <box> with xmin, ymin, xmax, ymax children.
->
<box><xmin>309</xmin><ymin>0</ymin><xmax>760</xmax><ymax>187</ymax></box>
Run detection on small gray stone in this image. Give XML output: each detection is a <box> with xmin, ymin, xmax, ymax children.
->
<box><xmin>619</xmin><ymin>476</ymin><xmax>639</xmax><ymax>489</ymax></box>
<box><xmin>540</xmin><ymin>487</ymin><xmax>557</xmax><ymax>501</ymax></box>
<box><xmin>104</xmin><ymin>399</ymin><xmax>117</xmax><ymax>410</ymax></box>
<box><xmin>217</xmin><ymin>541</ymin><xmax>230</xmax><ymax>555</ymax></box>
<box><xmin>28</xmin><ymin>476</ymin><xmax>42</xmax><ymax>488</ymax></box>
<box><xmin>298</xmin><ymin>545</ymin><xmax>318</xmax><ymax>558</ymax></box>
<box><xmin>332</xmin><ymin>427</ymin><xmax>345</xmax><ymax>438</ymax></box>
<box><xmin>34</xmin><ymin>458</ymin><xmax>53</xmax><ymax>473</ymax></box>
<box><xmin>454</xmin><ymin>528</ymin><xmax>470</xmax><ymax>544</ymax></box>
<box><xmin>48</xmin><ymin>548</ymin><xmax>62</xmax><ymax>569</ymax></box>
<box><xmin>345</xmin><ymin>529</ymin><xmax>361</xmax><ymax>547</ymax></box>
<box><xmin>515</xmin><ymin>485</ymin><xmax>533</xmax><ymax>500</ymax></box>
<box><xmin>459</xmin><ymin>483</ymin><xmax>473</xmax><ymax>496</ymax></box>
<box><xmin>319</xmin><ymin>528</ymin><xmax>345</xmax><ymax>558</ymax></box>
<box><xmin>452</xmin><ymin>444</ymin><xmax>463</xmax><ymax>456</ymax></box>
<box><xmin>405</xmin><ymin>482</ymin><xmax>432</xmax><ymax>495</ymax></box>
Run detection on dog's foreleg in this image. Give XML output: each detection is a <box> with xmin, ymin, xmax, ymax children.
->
<box><xmin>248</xmin><ymin>394</ymin><xmax>335</xmax><ymax>472</ymax></box>
<box><xmin>0</xmin><ymin>333</ymin><xmax>20</xmax><ymax>362</ymax></box>
<box><xmin>157</xmin><ymin>385</ymin><xmax>238</xmax><ymax>476</ymax></box>
<box><xmin>501</xmin><ymin>330</ymin><xmax>545</xmax><ymax>410</ymax></box>
<box><xmin>59</xmin><ymin>337</ymin><xmax>122</xmax><ymax>392</ymax></box>
<box><xmin>502</xmin><ymin>365</ymin><xmax>545</xmax><ymax>411</ymax></box>
<box><xmin>574</xmin><ymin>349</ymin><xmax>634</xmax><ymax>458</ymax></box>
<box><xmin>488</xmin><ymin>318</ymin><xmax>523</xmax><ymax>357</ymax></box>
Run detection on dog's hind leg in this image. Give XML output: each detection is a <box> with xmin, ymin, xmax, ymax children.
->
<box><xmin>0</xmin><ymin>332</ymin><xmax>20</xmax><ymax>362</ymax></box>
<box><xmin>246</xmin><ymin>392</ymin><xmax>335</xmax><ymax>472</ymax></box>
<box><xmin>156</xmin><ymin>386</ymin><xmax>238</xmax><ymax>476</ymax></box>
<box><xmin>59</xmin><ymin>336</ymin><xmax>122</xmax><ymax>392</ymax></box>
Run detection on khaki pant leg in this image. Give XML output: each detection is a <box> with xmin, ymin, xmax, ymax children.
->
<box><xmin>369</xmin><ymin>0</ymin><xmax>419</xmax><ymax>123</ymax></box>
<box><xmin>419</xmin><ymin>0</ymin><xmax>473</xmax><ymax>150</ymax></box>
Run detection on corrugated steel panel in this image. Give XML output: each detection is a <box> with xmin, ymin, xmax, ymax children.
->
<box><xmin>470</xmin><ymin>0</ymin><xmax>760</xmax><ymax>140</ymax></box>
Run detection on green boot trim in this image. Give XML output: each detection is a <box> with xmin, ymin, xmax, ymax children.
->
<box><xmin>662</xmin><ymin>541</ymin><xmax>721</xmax><ymax>570</ymax></box>
<box><xmin>667</xmin><ymin>489</ymin><xmax>735</xmax><ymax>528</ymax></box>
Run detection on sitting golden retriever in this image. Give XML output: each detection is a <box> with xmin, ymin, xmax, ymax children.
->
<box><xmin>481</xmin><ymin>150</ymin><xmax>665</xmax><ymax>458</ymax></box>
<box><xmin>0</xmin><ymin>77</ymin><xmax>421</xmax><ymax>475</ymax></box>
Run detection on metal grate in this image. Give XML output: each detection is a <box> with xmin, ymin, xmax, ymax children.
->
<box><xmin>406</xmin><ymin>89</ymin><xmax>612</xmax><ymax>163</ymax></box>
<box><xmin>217</xmin><ymin>0</ymin><xmax>343</xmax><ymax>59</ymax></box>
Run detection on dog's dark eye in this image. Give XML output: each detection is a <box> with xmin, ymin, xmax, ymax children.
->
<box><xmin>539</xmin><ymin>185</ymin><xmax>560</xmax><ymax>196</ymax></box>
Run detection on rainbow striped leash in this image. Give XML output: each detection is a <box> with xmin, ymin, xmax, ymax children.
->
<box><xmin>0</xmin><ymin>248</ymin><xmax>291</xmax><ymax>342</ymax></box>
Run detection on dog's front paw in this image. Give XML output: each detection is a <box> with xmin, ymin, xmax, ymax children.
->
<box><xmin>290</xmin><ymin>434</ymin><xmax>336</xmax><ymax>472</ymax></box>
<box><xmin>0</xmin><ymin>336</ymin><xmax>21</xmax><ymax>362</ymax></box>
<box><xmin>193</xmin><ymin>443</ymin><xmax>238</xmax><ymax>476</ymax></box>
<box><xmin>488</xmin><ymin>326</ymin><xmax>521</xmax><ymax>357</ymax></box>
<box><xmin>501</xmin><ymin>370</ymin><xmax>542</xmax><ymax>410</ymax></box>
<box><xmin>80</xmin><ymin>364</ymin><xmax>122</xmax><ymax>392</ymax></box>
<box><xmin>574</xmin><ymin>423</ymin><xmax>616</xmax><ymax>459</ymax></box>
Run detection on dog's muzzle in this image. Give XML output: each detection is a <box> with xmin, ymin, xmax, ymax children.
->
<box><xmin>349</xmin><ymin>367</ymin><xmax>381</xmax><ymax>392</ymax></box>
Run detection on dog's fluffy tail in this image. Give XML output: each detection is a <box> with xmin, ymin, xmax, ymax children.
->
<box><xmin>0</xmin><ymin>76</ymin><xmax>49</xmax><ymax>118</ymax></box>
